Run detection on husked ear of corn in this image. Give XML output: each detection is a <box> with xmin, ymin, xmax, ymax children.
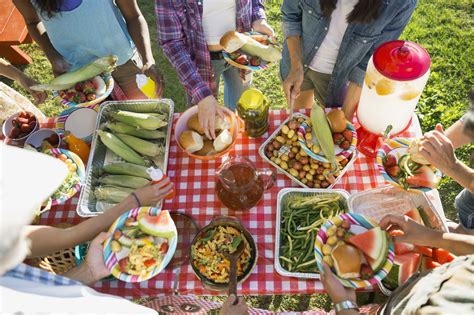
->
<box><xmin>115</xmin><ymin>133</ymin><xmax>162</xmax><ymax>157</ymax></box>
<box><xmin>112</xmin><ymin>111</ymin><xmax>168</xmax><ymax>130</ymax></box>
<box><xmin>98</xmin><ymin>175</ymin><xmax>149</xmax><ymax>189</ymax></box>
<box><xmin>106</xmin><ymin>122</ymin><xmax>166</xmax><ymax>139</ymax></box>
<box><xmin>311</xmin><ymin>106</ymin><xmax>335</xmax><ymax>164</ymax></box>
<box><xmin>94</xmin><ymin>185</ymin><xmax>134</xmax><ymax>203</ymax></box>
<box><xmin>102</xmin><ymin>162</ymin><xmax>151</xmax><ymax>179</ymax></box>
<box><xmin>30</xmin><ymin>55</ymin><xmax>117</xmax><ymax>91</ymax></box>
<box><xmin>97</xmin><ymin>130</ymin><xmax>145</xmax><ymax>165</ymax></box>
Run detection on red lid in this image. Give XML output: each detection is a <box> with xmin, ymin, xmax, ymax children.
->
<box><xmin>373</xmin><ymin>40</ymin><xmax>430</xmax><ymax>81</ymax></box>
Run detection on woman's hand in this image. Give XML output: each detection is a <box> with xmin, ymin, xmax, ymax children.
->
<box><xmin>133</xmin><ymin>178</ymin><xmax>174</xmax><ymax>207</ymax></box>
<box><xmin>51</xmin><ymin>56</ymin><xmax>71</xmax><ymax>76</ymax></box>
<box><xmin>142</xmin><ymin>62</ymin><xmax>164</xmax><ymax>98</ymax></box>
<box><xmin>197</xmin><ymin>95</ymin><xmax>225</xmax><ymax>140</ymax></box>
<box><xmin>252</xmin><ymin>19</ymin><xmax>275</xmax><ymax>38</ymax></box>
<box><xmin>85</xmin><ymin>232</ymin><xmax>111</xmax><ymax>282</ymax></box>
<box><xmin>220</xmin><ymin>294</ymin><xmax>248</xmax><ymax>315</ymax></box>
<box><xmin>282</xmin><ymin>65</ymin><xmax>304</xmax><ymax>106</ymax></box>
<box><xmin>320</xmin><ymin>263</ymin><xmax>356</xmax><ymax>304</ymax></box>
<box><xmin>379</xmin><ymin>214</ymin><xmax>435</xmax><ymax>246</ymax></box>
<box><xmin>419</xmin><ymin>124</ymin><xmax>458</xmax><ymax>173</ymax></box>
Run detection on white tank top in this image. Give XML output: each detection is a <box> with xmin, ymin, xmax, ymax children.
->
<box><xmin>202</xmin><ymin>0</ymin><xmax>237</xmax><ymax>46</ymax></box>
<box><xmin>310</xmin><ymin>0</ymin><xmax>358</xmax><ymax>74</ymax></box>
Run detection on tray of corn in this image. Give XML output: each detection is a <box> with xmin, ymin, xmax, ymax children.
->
<box><xmin>77</xmin><ymin>100</ymin><xmax>174</xmax><ymax>217</ymax></box>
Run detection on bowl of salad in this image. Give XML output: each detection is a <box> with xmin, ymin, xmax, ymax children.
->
<box><xmin>190</xmin><ymin>216</ymin><xmax>257</xmax><ymax>291</ymax></box>
<box><xmin>103</xmin><ymin>207</ymin><xmax>177</xmax><ymax>282</ymax></box>
<box><xmin>44</xmin><ymin>148</ymin><xmax>85</xmax><ymax>206</ymax></box>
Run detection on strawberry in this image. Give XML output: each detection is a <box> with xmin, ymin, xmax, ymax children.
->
<box><xmin>20</xmin><ymin>123</ymin><xmax>30</xmax><ymax>133</ymax></box>
<box><xmin>250</xmin><ymin>57</ymin><xmax>261</xmax><ymax>66</ymax></box>
<box><xmin>340</xmin><ymin>140</ymin><xmax>350</xmax><ymax>150</ymax></box>
<box><xmin>10</xmin><ymin>127</ymin><xmax>20</xmax><ymax>138</ymax></box>
<box><xmin>333</xmin><ymin>133</ymin><xmax>344</xmax><ymax>144</ymax></box>
<box><xmin>235</xmin><ymin>55</ymin><xmax>248</xmax><ymax>65</ymax></box>
<box><xmin>82</xmin><ymin>81</ymin><xmax>96</xmax><ymax>94</ymax></box>
<box><xmin>229</xmin><ymin>52</ymin><xmax>241</xmax><ymax>60</ymax></box>
<box><xmin>87</xmin><ymin>93</ymin><xmax>96</xmax><ymax>101</ymax></box>
<box><xmin>433</xmin><ymin>248</ymin><xmax>455</xmax><ymax>264</ymax></box>
<box><xmin>73</xmin><ymin>92</ymin><xmax>87</xmax><ymax>103</ymax></box>
<box><xmin>360</xmin><ymin>263</ymin><xmax>374</xmax><ymax>280</ymax></box>
<box><xmin>74</xmin><ymin>82</ymin><xmax>83</xmax><ymax>92</ymax></box>
<box><xmin>28</xmin><ymin>121</ymin><xmax>36</xmax><ymax>130</ymax></box>
<box><xmin>384</xmin><ymin>154</ymin><xmax>397</xmax><ymax>168</ymax></box>
<box><xmin>387</xmin><ymin>165</ymin><xmax>400</xmax><ymax>178</ymax></box>
<box><xmin>59</xmin><ymin>90</ymin><xmax>67</xmax><ymax>98</ymax></box>
<box><xmin>65</xmin><ymin>91</ymin><xmax>75</xmax><ymax>101</ymax></box>
<box><xmin>342</xmin><ymin>129</ymin><xmax>353</xmax><ymax>142</ymax></box>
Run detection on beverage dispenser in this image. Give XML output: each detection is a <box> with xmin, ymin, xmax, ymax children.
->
<box><xmin>356</xmin><ymin>40</ymin><xmax>430</xmax><ymax>157</ymax></box>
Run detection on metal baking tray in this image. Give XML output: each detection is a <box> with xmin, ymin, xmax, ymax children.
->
<box><xmin>77</xmin><ymin>99</ymin><xmax>174</xmax><ymax>217</ymax></box>
<box><xmin>258</xmin><ymin>112</ymin><xmax>357</xmax><ymax>189</ymax></box>
<box><xmin>348</xmin><ymin>185</ymin><xmax>448</xmax><ymax>232</ymax></box>
<box><xmin>275</xmin><ymin>188</ymin><xmax>351</xmax><ymax>279</ymax></box>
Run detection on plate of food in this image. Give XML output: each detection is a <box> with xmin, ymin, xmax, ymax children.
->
<box><xmin>220</xmin><ymin>31</ymin><xmax>281</xmax><ymax>71</ymax></box>
<box><xmin>190</xmin><ymin>216</ymin><xmax>257</xmax><ymax>291</ymax></box>
<box><xmin>44</xmin><ymin>148</ymin><xmax>85</xmax><ymax>206</ymax></box>
<box><xmin>314</xmin><ymin>213</ymin><xmax>395</xmax><ymax>288</ymax></box>
<box><xmin>103</xmin><ymin>208</ymin><xmax>177</xmax><ymax>282</ymax></box>
<box><xmin>376</xmin><ymin>137</ymin><xmax>442</xmax><ymax>192</ymax></box>
<box><xmin>53</xmin><ymin>74</ymin><xmax>113</xmax><ymax>107</ymax></box>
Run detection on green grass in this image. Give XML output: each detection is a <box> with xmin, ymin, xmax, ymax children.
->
<box><xmin>1</xmin><ymin>0</ymin><xmax>472</xmax><ymax>312</ymax></box>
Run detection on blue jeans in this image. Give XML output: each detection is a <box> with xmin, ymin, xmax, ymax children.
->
<box><xmin>455</xmin><ymin>189</ymin><xmax>474</xmax><ymax>229</ymax></box>
<box><xmin>211</xmin><ymin>59</ymin><xmax>250</xmax><ymax>111</ymax></box>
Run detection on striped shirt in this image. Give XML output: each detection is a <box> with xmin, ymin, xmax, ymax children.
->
<box><xmin>155</xmin><ymin>0</ymin><xmax>266</xmax><ymax>105</ymax></box>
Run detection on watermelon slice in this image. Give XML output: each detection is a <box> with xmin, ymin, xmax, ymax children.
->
<box><xmin>405</xmin><ymin>165</ymin><xmax>439</xmax><ymax>188</ymax></box>
<box><xmin>394</xmin><ymin>242</ymin><xmax>415</xmax><ymax>255</ymax></box>
<box><xmin>433</xmin><ymin>248</ymin><xmax>456</xmax><ymax>264</ymax></box>
<box><xmin>414</xmin><ymin>245</ymin><xmax>433</xmax><ymax>257</ymax></box>
<box><xmin>421</xmin><ymin>256</ymin><xmax>441</xmax><ymax>272</ymax></box>
<box><xmin>404</xmin><ymin>208</ymin><xmax>424</xmax><ymax>225</ymax></box>
<box><xmin>397</xmin><ymin>252</ymin><xmax>421</xmax><ymax>285</ymax></box>
<box><xmin>138</xmin><ymin>210</ymin><xmax>176</xmax><ymax>238</ymax></box>
<box><xmin>348</xmin><ymin>227</ymin><xmax>389</xmax><ymax>272</ymax></box>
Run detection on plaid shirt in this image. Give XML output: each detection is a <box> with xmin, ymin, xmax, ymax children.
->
<box><xmin>3</xmin><ymin>263</ymin><xmax>80</xmax><ymax>286</ymax></box>
<box><xmin>155</xmin><ymin>0</ymin><xmax>266</xmax><ymax>105</ymax></box>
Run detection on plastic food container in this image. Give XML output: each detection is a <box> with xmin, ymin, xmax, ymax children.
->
<box><xmin>2</xmin><ymin>111</ymin><xmax>39</xmax><ymax>146</ymax></box>
<box><xmin>274</xmin><ymin>188</ymin><xmax>350</xmax><ymax>279</ymax></box>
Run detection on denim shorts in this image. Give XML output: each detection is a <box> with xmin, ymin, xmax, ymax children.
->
<box><xmin>455</xmin><ymin>189</ymin><xmax>474</xmax><ymax>229</ymax></box>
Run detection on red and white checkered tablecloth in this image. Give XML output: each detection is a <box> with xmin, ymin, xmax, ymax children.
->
<box><xmin>37</xmin><ymin>109</ymin><xmax>429</xmax><ymax>298</ymax></box>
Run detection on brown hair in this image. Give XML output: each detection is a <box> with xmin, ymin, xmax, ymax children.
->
<box><xmin>319</xmin><ymin>0</ymin><xmax>382</xmax><ymax>24</ymax></box>
<box><xmin>34</xmin><ymin>0</ymin><xmax>62</xmax><ymax>18</ymax></box>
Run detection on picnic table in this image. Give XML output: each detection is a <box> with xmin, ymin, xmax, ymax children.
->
<box><xmin>0</xmin><ymin>0</ymin><xmax>32</xmax><ymax>64</ymax></box>
<box><xmin>38</xmin><ymin>109</ymin><xmax>444</xmax><ymax>298</ymax></box>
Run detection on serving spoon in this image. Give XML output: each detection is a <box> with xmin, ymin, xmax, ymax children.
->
<box><xmin>225</xmin><ymin>240</ymin><xmax>246</xmax><ymax>302</ymax></box>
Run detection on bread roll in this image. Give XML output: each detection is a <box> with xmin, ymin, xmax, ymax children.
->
<box><xmin>195</xmin><ymin>139</ymin><xmax>215</xmax><ymax>156</ymax></box>
<box><xmin>408</xmin><ymin>138</ymin><xmax>431</xmax><ymax>165</ymax></box>
<box><xmin>179</xmin><ymin>130</ymin><xmax>204</xmax><ymax>153</ymax></box>
<box><xmin>220</xmin><ymin>31</ymin><xmax>281</xmax><ymax>62</ymax></box>
<box><xmin>213</xmin><ymin>129</ymin><xmax>233</xmax><ymax>152</ymax></box>
<box><xmin>187</xmin><ymin>114</ymin><xmax>231</xmax><ymax>135</ymax></box>
<box><xmin>331</xmin><ymin>244</ymin><xmax>362</xmax><ymax>279</ymax></box>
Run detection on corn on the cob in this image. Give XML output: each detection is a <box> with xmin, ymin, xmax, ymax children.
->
<box><xmin>112</xmin><ymin>111</ymin><xmax>168</xmax><ymax>130</ymax></box>
<box><xmin>311</xmin><ymin>106</ymin><xmax>335</xmax><ymax>164</ymax></box>
<box><xmin>94</xmin><ymin>185</ymin><xmax>134</xmax><ymax>203</ymax></box>
<box><xmin>98</xmin><ymin>175</ymin><xmax>149</xmax><ymax>189</ymax></box>
<box><xmin>102</xmin><ymin>162</ymin><xmax>151</xmax><ymax>179</ymax></box>
<box><xmin>97</xmin><ymin>130</ymin><xmax>145</xmax><ymax>165</ymax></box>
<box><xmin>106</xmin><ymin>122</ymin><xmax>166</xmax><ymax>140</ymax></box>
<box><xmin>30</xmin><ymin>55</ymin><xmax>117</xmax><ymax>91</ymax></box>
<box><xmin>115</xmin><ymin>133</ymin><xmax>161</xmax><ymax>157</ymax></box>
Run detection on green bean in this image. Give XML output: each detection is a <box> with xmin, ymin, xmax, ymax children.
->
<box><xmin>280</xmin><ymin>256</ymin><xmax>292</xmax><ymax>264</ymax></box>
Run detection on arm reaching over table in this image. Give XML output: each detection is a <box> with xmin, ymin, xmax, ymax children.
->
<box><xmin>380</xmin><ymin>215</ymin><xmax>474</xmax><ymax>256</ymax></box>
<box><xmin>25</xmin><ymin>179</ymin><xmax>174</xmax><ymax>258</ymax></box>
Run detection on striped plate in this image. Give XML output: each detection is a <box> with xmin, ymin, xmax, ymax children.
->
<box><xmin>376</xmin><ymin>137</ymin><xmax>442</xmax><ymax>193</ymax></box>
<box><xmin>103</xmin><ymin>207</ymin><xmax>177</xmax><ymax>282</ymax></box>
<box><xmin>314</xmin><ymin>213</ymin><xmax>395</xmax><ymax>288</ymax></box>
<box><xmin>44</xmin><ymin>148</ymin><xmax>85</xmax><ymax>206</ymax></box>
<box><xmin>297</xmin><ymin>121</ymin><xmax>357</xmax><ymax>163</ymax></box>
<box><xmin>52</xmin><ymin>74</ymin><xmax>114</xmax><ymax>107</ymax></box>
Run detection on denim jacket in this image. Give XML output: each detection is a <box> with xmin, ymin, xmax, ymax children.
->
<box><xmin>280</xmin><ymin>0</ymin><xmax>417</xmax><ymax>106</ymax></box>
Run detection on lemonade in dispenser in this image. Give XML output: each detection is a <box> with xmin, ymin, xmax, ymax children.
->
<box><xmin>356</xmin><ymin>40</ymin><xmax>430</xmax><ymax>157</ymax></box>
